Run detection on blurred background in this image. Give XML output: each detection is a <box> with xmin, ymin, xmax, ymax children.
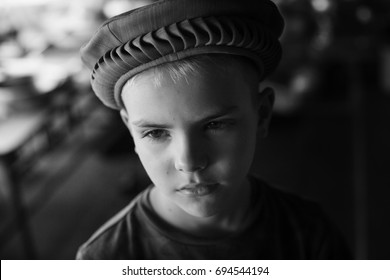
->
<box><xmin>0</xmin><ymin>0</ymin><xmax>389</xmax><ymax>259</ymax></box>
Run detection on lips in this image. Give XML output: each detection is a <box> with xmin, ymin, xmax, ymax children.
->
<box><xmin>178</xmin><ymin>183</ymin><xmax>219</xmax><ymax>196</ymax></box>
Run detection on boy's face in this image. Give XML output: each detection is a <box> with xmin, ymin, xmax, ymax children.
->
<box><xmin>121</xmin><ymin>62</ymin><xmax>273</xmax><ymax>219</ymax></box>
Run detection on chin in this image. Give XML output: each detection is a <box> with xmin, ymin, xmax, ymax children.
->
<box><xmin>182</xmin><ymin>202</ymin><xmax>221</xmax><ymax>218</ymax></box>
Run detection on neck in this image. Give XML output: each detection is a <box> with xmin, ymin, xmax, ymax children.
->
<box><xmin>149</xmin><ymin>178</ymin><xmax>255</xmax><ymax>238</ymax></box>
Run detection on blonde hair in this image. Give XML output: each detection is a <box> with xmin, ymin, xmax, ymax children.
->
<box><xmin>123</xmin><ymin>54</ymin><xmax>260</xmax><ymax>102</ymax></box>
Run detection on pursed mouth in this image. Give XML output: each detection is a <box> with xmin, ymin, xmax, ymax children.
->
<box><xmin>177</xmin><ymin>183</ymin><xmax>219</xmax><ymax>196</ymax></box>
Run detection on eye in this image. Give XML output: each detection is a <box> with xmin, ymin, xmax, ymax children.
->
<box><xmin>143</xmin><ymin>129</ymin><xmax>169</xmax><ymax>141</ymax></box>
<box><xmin>206</xmin><ymin>120</ymin><xmax>233</xmax><ymax>131</ymax></box>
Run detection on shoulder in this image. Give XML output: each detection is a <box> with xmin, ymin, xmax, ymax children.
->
<box><xmin>250</xmin><ymin>175</ymin><xmax>351</xmax><ymax>259</ymax></box>
<box><xmin>76</xmin><ymin>188</ymin><xmax>150</xmax><ymax>259</ymax></box>
<box><xmin>251</xmin><ymin>175</ymin><xmax>323</xmax><ymax>218</ymax></box>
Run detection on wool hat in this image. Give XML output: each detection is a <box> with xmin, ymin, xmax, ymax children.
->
<box><xmin>81</xmin><ymin>0</ymin><xmax>284</xmax><ymax>110</ymax></box>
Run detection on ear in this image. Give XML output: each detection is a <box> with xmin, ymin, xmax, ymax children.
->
<box><xmin>120</xmin><ymin>109</ymin><xmax>138</xmax><ymax>154</ymax></box>
<box><xmin>120</xmin><ymin>108</ymin><xmax>130</xmax><ymax>127</ymax></box>
<box><xmin>120</xmin><ymin>108</ymin><xmax>134</xmax><ymax>138</ymax></box>
<box><xmin>257</xmin><ymin>87</ymin><xmax>275</xmax><ymax>138</ymax></box>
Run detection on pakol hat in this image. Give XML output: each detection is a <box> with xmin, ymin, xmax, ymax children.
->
<box><xmin>81</xmin><ymin>0</ymin><xmax>284</xmax><ymax>110</ymax></box>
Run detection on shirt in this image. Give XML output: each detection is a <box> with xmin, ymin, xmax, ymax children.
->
<box><xmin>76</xmin><ymin>176</ymin><xmax>351</xmax><ymax>259</ymax></box>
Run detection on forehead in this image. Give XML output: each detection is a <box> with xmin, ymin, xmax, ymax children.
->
<box><xmin>124</xmin><ymin>54</ymin><xmax>259</xmax><ymax>94</ymax></box>
<box><xmin>121</xmin><ymin>57</ymin><xmax>258</xmax><ymax>122</ymax></box>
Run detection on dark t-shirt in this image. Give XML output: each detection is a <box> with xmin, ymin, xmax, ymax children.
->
<box><xmin>76</xmin><ymin>176</ymin><xmax>351</xmax><ymax>259</ymax></box>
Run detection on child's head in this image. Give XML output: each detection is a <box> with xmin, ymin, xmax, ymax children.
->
<box><xmin>81</xmin><ymin>0</ymin><xmax>284</xmax><ymax>220</ymax></box>
<box><xmin>119</xmin><ymin>54</ymin><xmax>274</xmax><ymax>218</ymax></box>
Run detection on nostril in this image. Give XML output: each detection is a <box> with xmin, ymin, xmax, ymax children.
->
<box><xmin>174</xmin><ymin>134</ymin><xmax>208</xmax><ymax>173</ymax></box>
<box><xmin>174</xmin><ymin>157</ymin><xmax>208</xmax><ymax>173</ymax></box>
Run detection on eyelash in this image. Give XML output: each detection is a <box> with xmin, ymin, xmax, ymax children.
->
<box><xmin>142</xmin><ymin>129</ymin><xmax>169</xmax><ymax>141</ymax></box>
<box><xmin>206</xmin><ymin>120</ymin><xmax>233</xmax><ymax>130</ymax></box>
<box><xmin>141</xmin><ymin>120</ymin><xmax>235</xmax><ymax>142</ymax></box>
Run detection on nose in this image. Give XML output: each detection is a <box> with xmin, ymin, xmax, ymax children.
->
<box><xmin>174</xmin><ymin>134</ymin><xmax>208</xmax><ymax>173</ymax></box>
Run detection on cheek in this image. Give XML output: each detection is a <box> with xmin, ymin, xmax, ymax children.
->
<box><xmin>134</xmin><ymin>142</ymin><xmax>172</xmax><ymax>182</ymax></box>
<box><xmin>212</xmin><ymin>127</ymin><xmax>257</xmax><ymax>173</ymax></box>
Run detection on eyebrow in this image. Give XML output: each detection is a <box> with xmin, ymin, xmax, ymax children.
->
<box><xmin>131</xmin><ymin>106</ymin><xmax>239</xmax><ymax>128</ymax></box>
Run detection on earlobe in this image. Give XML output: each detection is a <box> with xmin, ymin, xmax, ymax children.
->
<box><xmin>257</xmin><ymin>87</ymin><xmax>275</xmax><ymax>138</ymax></box>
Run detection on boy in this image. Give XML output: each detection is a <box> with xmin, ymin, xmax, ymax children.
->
<box><xmin>77</xmin><ymin>0</ymin><xmax>350</xmax><ymax>259</ymax></box>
